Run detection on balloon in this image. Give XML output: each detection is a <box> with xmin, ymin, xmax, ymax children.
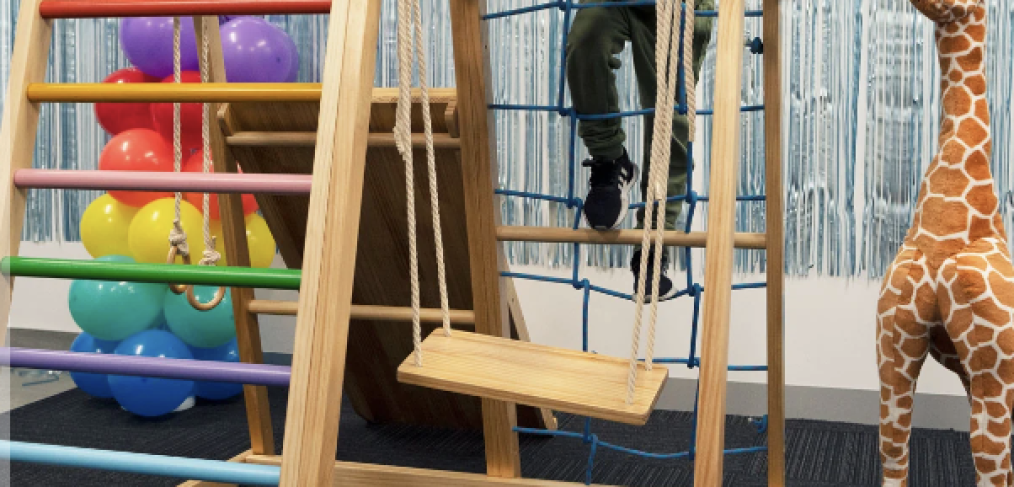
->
<box><xmin>80</xmin><ymin>194</ymin><xmax>139</xmax><ymax>258</ymax></box>
<box><xmin>164</xmin><ymin>286</ymin><xmax>236</xmax><ymax>348</ymax></box>
<box><xmin>108</xmin><ymin>330</ymin><xmax>195</xmax><ymax>417</ymax></box>
<box><xmin>68</xmin><ymin>332</ymin><xmax>120</xmax><ymax>399</ymax></box>
<box><xmin>150</xmin><ymin>71</ymin><xmax>204</xmax><ymax>152</ymax></box>
<box><xmin>182</xmin><ymin>150</ymin><xmax>259</xmax><ymax>219</ymax></box>
<box><xmin>119</xmin><ymin>17</ymin><xmax>199</xmax><ymax>79</ymax></box>
<box><xmin>220</xmin><ymin>18</ymin><xmax>299</xmax><ymax>83</ymax></box>
<box><xmin>95</xmin><ymin>68</ymin><xmax>159</xmax><ymax>135</ymax></box>
<box><xmin>189</xmin><ymin>339</ymin><xmax>243</xmax><ymax>400</ymax></box>
<box><xmin>211</xmin><ymin>213</ymin><xmax>277</xmax><ymax>268</ymax></box>
<box><xmin>127</xmin><ymin>198</ymin><xmax>204</xmax><ymax>264</ymax></box>
<box><xmin>99</xmin><ymin>129</ymin><xmax>175</xmax><ymax>207</ymax></box>
<box><xmin>68</xmin><ymin>256</ymin><xmax>166</xmax><ymax>341</ymax></box>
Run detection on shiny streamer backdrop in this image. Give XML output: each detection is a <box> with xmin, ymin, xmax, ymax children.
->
<box><xmin>1</xmin><ymin>0</ymin><xmax>1011</xmax><ymax>280</ymax></box>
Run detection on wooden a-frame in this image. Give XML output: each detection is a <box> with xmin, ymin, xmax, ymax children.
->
<box><xmin>0</xmin><ymin>0</ymin><xmax>785</xmax><ymax>485</ymax></box>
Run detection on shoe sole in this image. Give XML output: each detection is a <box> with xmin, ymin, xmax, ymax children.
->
<box><xmin>585</xmin><ymin>172</ymin><xmax>637</xmax><ymax>231</ymax></box>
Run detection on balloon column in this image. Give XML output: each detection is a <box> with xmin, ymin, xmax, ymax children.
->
<box><xmin>69</xmin><ymin>16</ymin><xmax>296</xmax><ymax>417</ymax></box>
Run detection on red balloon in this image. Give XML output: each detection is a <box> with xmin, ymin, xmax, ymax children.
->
<box><xmin>95</xmin><ymin>68</ymin><xmax>159</xmax><ymax>135</ymax></box>
<box><xmin>150</xmin><ymin>71</ymin><xmax>205</xmax><ymax>152</ymax></box>
<box><xmin>183</xmin><ymin>150</ymin><xmax>260</xmax><ymax>219</ymax></box>
<box><xmin>99</xmin><ymin>129</ymin><xmax>175</xmax><ymax>207</ymax></box>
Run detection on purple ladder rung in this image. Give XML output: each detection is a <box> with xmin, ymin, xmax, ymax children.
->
<box><xmin>1</xmin><ymin>347</ymin><xmax>291</xmax><ymax>386</ymax></box>
<box><xmin>14</xmin><ymin>169</ymin><xmax>312</xmax><ymax>195</ymax></box>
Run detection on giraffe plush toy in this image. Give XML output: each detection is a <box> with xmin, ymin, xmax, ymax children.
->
<box><xmin>877</xmin><ymin>1</ymin><xmax>1014</xmax><ymax>486</ymax></box>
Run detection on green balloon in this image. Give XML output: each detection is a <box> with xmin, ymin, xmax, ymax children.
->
<box><xmin>163</xmin><ymin>285</ymin><xmax>236</xmax><ymax>348</ymax></box>
<box><xmin>68</xmin><ymin>255</ymin><xmax>166</xmax><ymax>341</ymax></box>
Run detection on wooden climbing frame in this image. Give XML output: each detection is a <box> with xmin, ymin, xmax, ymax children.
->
<box><xmin>1</xmin><ymin>0</ymin><xmax>785</xmax><ymax>484</ymax></box>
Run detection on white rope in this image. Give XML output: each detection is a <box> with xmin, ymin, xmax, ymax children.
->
<box><xmin>414</xmin><ymin>0</ymin><xmax>452</xmax><ymax>338</ymax></box>
<box><xmin>197</xmin><ymin>20</ymin><xmax>221</xmax><ymax>267</ymax></box>
<box><xmin>645</xmin><ymin>0</ymin><xmax>695</xmax><ymax>372</ymax></box>
<box><xmin>626</xmin><ymin>0</ymin><xmax>684</xmax><ymax>404</ymax></box>
<box><xmin>169</xmin><ymin>17</ymin><xmax>189</xmax><ymax>258</ymax></box>
<box><xmin>397</xmin><ymin>0</ymin><xmax>449</xmax><ymax>366</ymax></box>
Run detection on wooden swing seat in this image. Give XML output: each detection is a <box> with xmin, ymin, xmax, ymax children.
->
<box><xmin>397</xmin><ymin>330</ymin><xmax>669</xmax><ymax>426</ymax></box>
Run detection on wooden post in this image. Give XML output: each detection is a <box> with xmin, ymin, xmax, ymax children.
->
<box><xmin>0</xmin><ymin>0</ymin><xmax>51</xmax><ymax>344</ymax></box>
<box><xmin>192</xmin><ymin>16</ymin><xmax>276</xmax><ymax>458</ymax></box>
<box><xmin>763</xmin><ymin>0</ymin><xmax>786</xmax><ymax>485</ymax></box>
<box><xmin>692</xmin><ymin>0</ymin><xmax>747</xmax><ymax>485</ymax></box>
<box><xmin>277</xmin><ymin>0</ymin><xmax>381</xmax><ymax>484</ymax></box>
<box><xmin>449</xmin><ymin>0</ymin><xmax>521</xmax><ymax>477</ymax></box>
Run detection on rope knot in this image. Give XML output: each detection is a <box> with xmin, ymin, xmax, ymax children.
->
<box><xmin>169</xmin><ymin>220</ymin><xmax>189</xmax><ymax>257</ymax></box>
<box><xmin>199</xmin><ymin>249</ymin><xmax>222</xmax><ymax>267</ymax></box>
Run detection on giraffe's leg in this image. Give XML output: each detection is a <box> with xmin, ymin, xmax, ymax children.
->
<box><xmin>878</xmin><ymin>249</ymin><xmax>934</xmax><ymax>487</ymax></box>
<box><xmin>938</xmin><ymin>239</ymin><xmax>1014</xmax><ymax>487</ymax></box>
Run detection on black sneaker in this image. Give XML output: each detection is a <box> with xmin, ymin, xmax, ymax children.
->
<box><xmin>630</xmin><ymin>248</ymin><xmax>675</xmax><ymax>302</ymax></box>
<box><xmin>582</xmin><ymin>150</ymin><xmax>637</xmax><ymax>230</ymax></box>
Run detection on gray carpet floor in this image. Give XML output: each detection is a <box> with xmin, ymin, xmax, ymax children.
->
<box><xmin>2</xmin><ymin>387</ymin><xmax>975</xmax><ymax>486</ymax></box>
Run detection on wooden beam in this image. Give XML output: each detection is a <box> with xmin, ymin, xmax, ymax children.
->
<box><xmin>247</xmin><ymin>299</ymin><xmax>476</xmax><ymax>324</ymax></box>
<box><xmin>0</xmin><ymin>0</ymin><xmax>51</xmax><ymax>345</ymax></box>
<box><xmin>277</xmin><ymin>0</ymin><xmax>381</xmax><ymax>484</ymax></box>
<box><xmin>763</xmin><ymin>0</ymin><xmax>786</xmax><ymax>485</ymax></box>
<box><xmin>693</xmin><ymin>1</ymin><xmax>747</xmax><ymax>485</ymax></box>
<box><xmin>176</xmin><ymin>450</ymin><xmax>253</xmax><ymax>487</ymax></box>
<box><xmin>496</xmin><ymin>226</ymin><xmax>767</xmax><ymax>249</ymax></box>
<box><xmin>448</xmin><ymin>0</ymin><xmax>520</xmax><ymax>476</ymax></box>
<box><xmin>225</xmin><ymin>132</ymin><xmax>461</xmax><ymax>149</ymax></box>
<box><xmin>247</xmin><ymin>455</ymin><xmax>611</xmax><ymax>486</ymax></box>
<box><xmin>500</xmin><ymin>253</ymin><xmax>557</xmax><ymax>431</ymax></box>
<box><xmin>193</xmin><ymin>16</ymin><xmax>275</xmax><ymax>457</ymax></box>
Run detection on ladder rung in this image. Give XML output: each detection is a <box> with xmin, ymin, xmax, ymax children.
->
<box><xmin>248</xmin><ymin>300</ymin><xmax>476</xmax><ymax>324</ymax></box>
<box><xmin>3</xmin><ymin>257</ymin><xmax>301</xmax><ymax>290</ymax></box>
<box><xmin>495</xmin><ymin>226</ymin><xmax>768</xmax><ymax>249</ymax></box>
<box><xmin>39</xmin><ymin>0</ymin><xmax>331</xmax><ymax>19</ymax></box>
<box><xmin>4</xmin><ymin>347</ymin><xmax>291</xmax><ymax>386</ymax></box>
<box><xmin>14</xmin><ymin>169</ymin><xmax>312</xmax><ymax>194</ymax></box>
<box><xmin>26</xmin><ymin>83</ymin><xmax>321</xmax><ymax>103</ymax></box>
<box><xmin>226</xmin><ymin>132</ymin><xmax>462</xmax><ymax>149</ymax></box>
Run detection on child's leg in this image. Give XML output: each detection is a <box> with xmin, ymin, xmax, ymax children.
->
<box><xmin>629</xmin><ymin>2</ymin><xmax>714</xmax><ymax>231</ymax></box>
<box><xmin>565</xmin><ymin>6</ymin><xmax>635</xmax><ymax>160</ymax></box>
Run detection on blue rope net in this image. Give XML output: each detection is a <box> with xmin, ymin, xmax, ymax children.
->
<box><xmin>483</xmin><ymin>2</ymin><xmax>770</xmax><ymax>484</ymax></box>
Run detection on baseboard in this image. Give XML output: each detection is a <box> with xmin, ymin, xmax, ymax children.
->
<box><xmin>7</xmin><ymin>329</ymin><xmax>972</xmax><ymax>431</ymax></box>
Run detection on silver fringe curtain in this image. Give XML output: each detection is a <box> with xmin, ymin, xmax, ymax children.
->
<box><xmin>1</xmin><ymin>0</ymin><xmax>1012</xmax><ymax>279</ymax></box>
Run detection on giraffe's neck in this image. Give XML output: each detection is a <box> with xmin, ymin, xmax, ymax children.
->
<box><xmin>907</xmin><ymin>5</ymin><xmax>1005</xmax><ymax>263</ymax></box>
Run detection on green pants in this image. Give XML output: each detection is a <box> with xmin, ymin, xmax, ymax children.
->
<box><xmin>566</xmin><ymin>0</ymin><xmax>714</xmax><ymax>230</ymax></box>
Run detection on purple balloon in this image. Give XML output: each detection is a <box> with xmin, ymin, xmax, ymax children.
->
<box><xmin>220</xmin><ymin>18</ymin><xmax>299</xmax><ymax>83</ymax></box>
<box><xmin>120</xmin><ymin>17</ymin><xmax>200</xmax><ymax>79</ymax></box>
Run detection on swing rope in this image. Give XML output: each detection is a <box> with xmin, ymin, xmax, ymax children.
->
<box><xmin>396</xmin><ymin>0</ymin><xmax>450</xmax><ymax>367</ymax></box>
<box><xmin>626</xmin><ymin>0</ymin><xmax>693</xmax><ymax>404</ymax></box>
<box><xmin>167</xmin><ymin>17</ymin><xmax>225</xmax><ymax>311</ymax></box>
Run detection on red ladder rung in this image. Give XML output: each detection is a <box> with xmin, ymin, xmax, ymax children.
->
<box><xmin>39</xmin><ymin>0</ymin><xmax>332</xmax><ymax>19</ymax></box>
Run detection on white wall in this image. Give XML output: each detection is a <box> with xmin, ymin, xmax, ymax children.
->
<box><xmin>10</xmin><ymin>243</ymin><xmax>968</xmax><ymax>401</ymax></box>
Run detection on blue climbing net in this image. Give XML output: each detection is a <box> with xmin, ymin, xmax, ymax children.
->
<box><xmin>484</xmin><ymin>2</ymin><xmax>770</xmax><ymax>484</ymax></box>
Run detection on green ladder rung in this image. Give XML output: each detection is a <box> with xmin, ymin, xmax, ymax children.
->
<box><xmin>2</xmin><ymin>257</ymin><xmax>301</xmax><ymax>290</ymax></box>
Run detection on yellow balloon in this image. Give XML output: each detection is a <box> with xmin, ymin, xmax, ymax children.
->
<box><xmin>80</xmin><ymin>194</ymin><xmax>139</xmax><ymax>258</ymax></box>
<box><xmin>210</xmin><ymin>214</ymin><xmax>277</xmax><ymax>268</ymax></box>
<box><xmin>128</xmin><ymin>198</ymin><xmax>204</xmax><ymax>264</ymax></box>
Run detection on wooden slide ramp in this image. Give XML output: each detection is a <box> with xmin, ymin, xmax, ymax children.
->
<box><xmin>218</xmin><ymin>88</ymin><xmax>554</xmax><ymax>431</ymax></box>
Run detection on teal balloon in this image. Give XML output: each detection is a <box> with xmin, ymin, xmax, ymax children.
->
<box><xmin>68</xmin><ymin>255</ymin><xmax>166</xmax><ymax>341</ymax></box>
<box><xmin>164</xmin><ymin>286</ymin><xmax>236</xmax><ymax>348</ymax></box>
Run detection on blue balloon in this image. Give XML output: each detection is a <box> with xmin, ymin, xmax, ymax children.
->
<box><xmin>164</xmin><ymin>286</ymin><xmax>236</xmax><ymax>348</ymax></box>
<box><xmin>68</xmin><ymin>255</ymin><xmax>166</xmax><ymax>341</ymax></box>
<box><xmin>68</xmin><ymin>332</ymin><xmax>120</xmax><ymax>399</ymax></box>
<box><xmin>189</xmin><ymin>339</ymin><xmax>244</xmax><ymax>401</ymax></box>
<box><xmin>108</xmin><ymin>330</ymin><xmax>195</xmax><ymax>417</ymax></box>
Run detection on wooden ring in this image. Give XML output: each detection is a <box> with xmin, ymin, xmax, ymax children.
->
<box><xmin>166</xmin><ymin>246</ymin><xmax>192</xmax><ymax>295</ymax></box>
<box><xmin>186</xmin><ymin>285</ymin><xmax>227</xmax><ymax>312</ymax></box>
